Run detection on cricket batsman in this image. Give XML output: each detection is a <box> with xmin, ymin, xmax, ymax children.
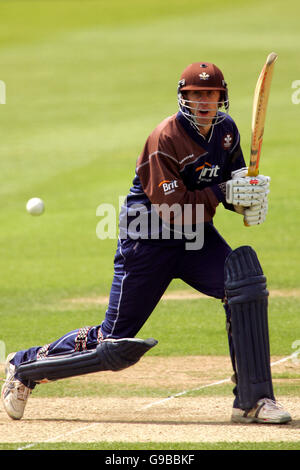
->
<box><xmin>2</xmin><ymin>62</ymin><xmax>292</xmax><ymax>424</ymax></box>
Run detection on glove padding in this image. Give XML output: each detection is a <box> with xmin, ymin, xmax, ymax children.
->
<box><xmin>226</xmin><ymin>175</ymin><xmax>270</xmax><ymax>207</ymax></box>
<box><xmin>243</xmin><ymin>200</ymin><xmax>268</xmax><ymax>226</ymax></box>
<box><xmin>231</xmin><ymin>167</ymin><xmax>249</xmax><ymax>179</ymax></box>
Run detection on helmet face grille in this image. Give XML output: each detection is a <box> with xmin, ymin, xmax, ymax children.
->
<box><xmin>177</xmin><ymin>93</ymin><xmax>229</xmax><ymax>131</ymax></box>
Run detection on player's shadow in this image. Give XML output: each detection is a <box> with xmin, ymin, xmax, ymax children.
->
<box><xmin>25</xmin><ymin>417</ymin><xmax>300</xmax><ymax>428</ymax></box>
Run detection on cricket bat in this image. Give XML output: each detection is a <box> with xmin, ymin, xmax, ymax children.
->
<box><xmin>244</xmin><ymin>52</ymin><xmax>278</xmax><ymax>227</ymax></box>
<box><xmin>247</xmin><ymin>52</ymin><xmax>278</xmax><ymax>177</ymax></box>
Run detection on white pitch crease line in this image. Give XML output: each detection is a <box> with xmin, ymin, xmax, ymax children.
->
<box><xmin>141</xmin><ymin>352</ymin><xmax>298</xmax><ymax>410</ymax></box>
<box><xmin>17</xmin><ymin>352</ymin><xmax>297</xmax><ymax>450</ymax></box>
<box><xmin>17</xmin><ymin>423</ymin><xmax>99</xmax><ymax>451</ymax></box>
<box><xmin>270</xmin><ymin>353</ymin><xmax>298</xmax><ymax>366</ymax></box>
<box><xmin>142</xmin><ymin>378</ymin><xmax>231</xmax><ymax>410</ymax></box>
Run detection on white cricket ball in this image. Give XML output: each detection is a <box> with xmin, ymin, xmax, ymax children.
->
<box><xmin>26</xmin><ymin>197</ymin><xmax>45</xmax><ymax>216</ymax></box>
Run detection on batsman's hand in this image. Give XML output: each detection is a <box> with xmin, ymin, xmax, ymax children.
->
<box><xmin>226</xmin><ymin>174</ymin><xmax>270</xmax><ymax>207</ymax></box>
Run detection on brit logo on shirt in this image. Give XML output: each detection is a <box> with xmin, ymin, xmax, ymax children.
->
<box><xmin>196</xmin><ymin>162</ymin><xmax>220</xmax><ymax>182</ymax></box>
<box><xmin>159</xmin><ymin>179</ymin><xmax>179</xmax><ymax>195</ymax></box>
<box><xmin>222</xmin><ymin>133</ymin><xmax>233</xmax><ymax>150</ymax></box>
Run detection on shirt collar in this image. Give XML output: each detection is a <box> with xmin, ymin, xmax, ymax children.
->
<box><xmin>176</xmin><ymin>111</ymin><xmax>214</xmax><ymax>147</ymax></box>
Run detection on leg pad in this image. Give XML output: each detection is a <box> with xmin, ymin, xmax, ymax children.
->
<box><xmin>16</xmin><ymin>337</ymin><xmax>157</xmax><ymax>384</ymax></box>
<box><xmin>225</xmin><ymin>246</ymin><xmax>274</xmax><ymax>410</ymax></box>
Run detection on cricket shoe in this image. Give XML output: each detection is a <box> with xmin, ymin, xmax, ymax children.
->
<box><xmin>231</xmin><ymin>398</ymin><xmax>292</xmax><ymax>424</ymax></box>
<box><xmin>1</xmin><ymin>352</ymin><xmax>31</xmax><ymax>420</ymax></box>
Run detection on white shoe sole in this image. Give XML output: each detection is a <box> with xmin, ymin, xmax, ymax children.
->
<box><xmin>232</xmin><ymin>412</ymin><xmax>292</xmax><ymax>424</ymax></box>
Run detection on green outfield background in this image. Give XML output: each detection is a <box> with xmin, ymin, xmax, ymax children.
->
<box><xmin>0</xmin><ymin>0</ymin><xmax>299</xmax><ymax>450</ymax></box>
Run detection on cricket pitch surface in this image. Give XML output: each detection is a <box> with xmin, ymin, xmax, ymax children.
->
<box><xmin>0</xmin><ymin>356</ymin><xmax>299</xmax><ymax>446</ymax></box>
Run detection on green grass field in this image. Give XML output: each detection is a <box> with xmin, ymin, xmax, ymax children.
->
<box><xmin>0</xmin><ymin>0</ymin><xmax>299</xmax><ymax>451</ymax></box>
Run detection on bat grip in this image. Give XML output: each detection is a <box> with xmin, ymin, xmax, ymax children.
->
<box><xmin>247</xmin><ymin>168</ymin><xmax>259</xmax><ymax>177</ymax></box>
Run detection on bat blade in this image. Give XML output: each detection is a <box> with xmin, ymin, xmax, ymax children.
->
<box><xmin>247</xmin><ymin>52</ymin><xmax>278</xmax><ymax>177</ymax></box>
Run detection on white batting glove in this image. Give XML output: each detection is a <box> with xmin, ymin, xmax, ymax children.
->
<box><xmin>226</xmin><ymin>175</ymin><xmax>270</xmax><ymax>207</ymax></box>
<box><xmin>231</xmin><ymin>167</ymin><xmax>249</xmax><ymax>179</ymax></box>
<box><xmin>243</xmin><ymin>200</ymin><xmax>268</xmax><ymax>226</ymax></box>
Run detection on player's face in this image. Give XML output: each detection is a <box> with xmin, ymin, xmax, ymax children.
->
<box><xmin>184</xmin><ymin>90</ymin><xmax>221</xmax><ymax>127</ymax></box>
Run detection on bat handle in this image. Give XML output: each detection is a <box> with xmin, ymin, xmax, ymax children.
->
<box><xmin>247</xmin><ymin>168</ymin><xmax>259</xmax><ymax>177</ymax></box>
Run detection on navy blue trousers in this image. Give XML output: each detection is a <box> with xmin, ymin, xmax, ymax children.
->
<box><xmin>102</xmin><ymin>226</ymin><xmax>230</xmax><ymax>338</ymax></box>
<box><xmin>12</xmin><ymin>223</ymin><xmax>238</xmax><ymax>402</ymax></box>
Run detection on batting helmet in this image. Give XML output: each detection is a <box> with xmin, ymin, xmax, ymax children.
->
<box><xmin>177</xmin><ymin>62</ymin><xmax>229</xmax><ymax>130</ymax></box>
